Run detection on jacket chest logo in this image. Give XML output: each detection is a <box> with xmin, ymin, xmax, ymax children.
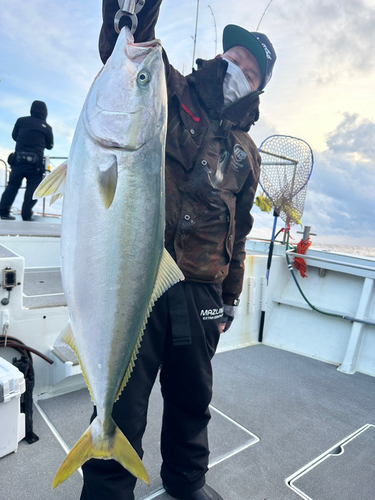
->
<box><xmin>231</xmin><ymin>144</ymin><xmax>247</xmax><ymax>171</ymax></box>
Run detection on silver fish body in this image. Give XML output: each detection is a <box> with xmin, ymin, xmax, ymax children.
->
<box><xmin>35</xmin><ymin>27</ymin><xmax>183</xmax><ymax>488</ymax></box>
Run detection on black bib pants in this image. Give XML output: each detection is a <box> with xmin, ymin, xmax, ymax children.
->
<box><xmin>0</xmin><ymin>162</ymin><xmax>43</xmax><ymax>220</ymax></box>
<box><xmin>80</xmin><ymin>281</ymin><xmax>223</xmax><ymax>500</ymax></box>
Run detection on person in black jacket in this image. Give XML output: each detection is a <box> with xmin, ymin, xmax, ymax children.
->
<box><xmin>0</xmin><ymin>100</ymin><xmax>53</xmax><ymax>221</ymax></box>
<box><xmin>79</xmin><ymin>2</ymin><xmax>276</xmax><ymax>500</ymax></box>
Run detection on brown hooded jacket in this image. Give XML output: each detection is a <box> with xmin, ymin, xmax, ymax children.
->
<box><xmin>99</xmin><ymin>0</ymin><xmax>261</xmax><ymax>305</ymax></box>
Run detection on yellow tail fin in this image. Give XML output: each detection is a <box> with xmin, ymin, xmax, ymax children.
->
<box><xmin>52</xmin><ymin>416</ymin><xmax>149</xmax><ymax>489</ymax></box>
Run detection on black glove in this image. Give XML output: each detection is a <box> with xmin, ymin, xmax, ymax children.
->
<box><xmin>220</xmin><ymin>304</ymin><xmax>236</xmax><ymax>332</ymax></box>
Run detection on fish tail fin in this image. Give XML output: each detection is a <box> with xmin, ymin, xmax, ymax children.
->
<box><xmin>52</xmin><ymin>424</ymin><xmax>92</xmax><ymax>489</ymax></box>
<box><xmin>52</xmin><ymin>417</ymin><xmax>149</xmax><ymax>489</ymax></box>
<box><xmin>111</xmin><ymin>422</ymin><xmax>149</xmax><ymax>486</ymax></box>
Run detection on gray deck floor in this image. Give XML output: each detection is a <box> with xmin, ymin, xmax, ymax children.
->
<box><xmin>0</xmin><ymin>214</ymin><xmax>61</xmax><ymax>237</ymax></box>
<box><xmin>1</xmin><ymin>345</ymin><xmax>375</xmax><ymax>500</ymax></box>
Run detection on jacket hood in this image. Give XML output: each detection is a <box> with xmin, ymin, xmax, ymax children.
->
<box><xmin>187</xmin><ymin>58</ymin><xmax>261</xmax><ymax>132</ymax></box>
<box><xmin>30</xmin><ymin>100</ymin><xmax>48</xmax><ymax>120</ymax></box>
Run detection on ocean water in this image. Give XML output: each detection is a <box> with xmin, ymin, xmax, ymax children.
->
<box><xmin>311</xmin><ymin>244</ymin><xmax>375</xmax><ymax>259</ymax></box>
<box><xmin>2</xmin><ymin>172</ymin><xmax>374</xmax><ymax>260</ymax></box>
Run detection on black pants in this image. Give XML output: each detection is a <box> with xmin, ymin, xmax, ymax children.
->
<box><xmin>0</xmin><ymin>163</ymin><xmax>43</xmax><ymax>219</ymax></box>
<box><xmin>80</xmin><ymin>281</ymin><xmax>223</xmax><ymax>500</ymax></box>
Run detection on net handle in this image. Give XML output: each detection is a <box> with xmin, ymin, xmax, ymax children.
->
<box><xmin>258</xmin><ymin>149</ymin><xmax>298</xmax><ymax>165</ymax></box>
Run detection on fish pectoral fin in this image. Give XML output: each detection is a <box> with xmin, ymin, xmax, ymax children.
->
<box><xmin>52</xmin><ymin>417</ymin><xmax>149</xmax><ymax>489</ymax></box>
<box><xmin>98</xmin><ymin>157</ymin><xmax>118</xmax><ymax>209</ymax></box>
<box><xmin>152</xmin><ymin>248</ymin><xmax>185</xmax><ymax>302</ymax></box>
<box><xmin>33</xmin><ymin>160</ymin><xmax>67</xmax><ymax>200</ymax></box>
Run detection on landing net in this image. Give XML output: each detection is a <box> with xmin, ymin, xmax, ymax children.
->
<box><xmin>258</xmin><ymin>135</ymin><xmax>313</xmax><ymax>226</ymax></box>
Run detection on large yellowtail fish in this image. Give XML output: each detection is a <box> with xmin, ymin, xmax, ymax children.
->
<box><xmin>34</xmin><ymin>27</ymin><xmax>184</xmax><ymax>488</ymax></box>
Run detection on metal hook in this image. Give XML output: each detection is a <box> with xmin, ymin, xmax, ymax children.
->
<box><xmin>114</xmin><ymin>10</ymin><xmax>138</xmax><ymax>34</ymax></box>
<box><xmin>115</xmin><ymin>0</ymin><xmax>145</xmax><ymax>34</ymax></box>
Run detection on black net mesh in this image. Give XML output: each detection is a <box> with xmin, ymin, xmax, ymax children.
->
<box><xmin>258</xmin><ymin>135</ymin><xmax>313</xmax><ymax>226</ymax></box>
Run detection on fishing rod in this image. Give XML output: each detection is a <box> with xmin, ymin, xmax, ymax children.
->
<box><xmin>192</xmin><ymin>0</ymin><xmax>200</xmax><ymax>71</ymax></box>
<box><xmin>256</xmin><ymin>0</ymin><xmax>274</xmax><ymax>31</ymax></box>
<box><xmin>208</xmin><ymin>5</ymin><xmax>217</xmax><ymax>56</ymax></box>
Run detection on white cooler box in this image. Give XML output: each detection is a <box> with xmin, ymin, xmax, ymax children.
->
<box><xmin>0</xmin><ymin>357</ymin><xmax>26</xmax><ymax>458</ymax></box>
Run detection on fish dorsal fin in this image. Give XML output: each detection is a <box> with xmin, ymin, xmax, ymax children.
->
<box><xmin>55</xmin><ymin>321</ymin><xmax>95</xmax><ymax>402</ymax></box>
<box><xmin>151</xmin><ymin>248</ymin><xmax>185</xmax><ymax>302</ymax></box>
<box><xmin>50</xmin><ymin>193</ymin><xmax>62</xmax><ymax>206</ymax></box>
<box><xmin>33</xmin><ymin>160</ymin><xmax>67</xmax><ymax>200</ymax></box>
<box><xmin>115</xmin><ymin>249</ymin><xmax>184</xmax><ymax>401</ymax></box>
<box><xmin>98</xmin><ymin>157</ymin><xmax>118</xmax><ymax>209</ymax></box>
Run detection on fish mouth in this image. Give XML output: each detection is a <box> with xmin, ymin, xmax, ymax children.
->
<box><xmin>123</xmin><ymin>27</ymin><xmax>161</xmax><ymax>65</ymax></box>
<box><xmin>83</xmin><ymin>28</ymin><xmax>163</xmax><ymax>149</ymax></box>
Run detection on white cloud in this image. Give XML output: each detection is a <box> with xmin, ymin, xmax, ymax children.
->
<box><xmin>0</xmin><ymin>0</ymin><xmax>374</xmax><ymax>248</ymax></box>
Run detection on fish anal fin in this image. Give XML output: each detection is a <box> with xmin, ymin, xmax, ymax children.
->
<box><xmin>98</xmin><ymin>157</ymin><xmax>118</xmax><ymax>209</ymax></box>
<box><xmin>55</xmin><ymin>321</ymin><xmax>75</xmax><ymax>349</ymax></box>
<box><xmin>115</xmin><ymin>249</ymin><xmax>184</xmax><ymax>400</ymax></box>
<box><xmin>33</xmin><ymin>160</ymin><xmax>67</xmax><ymax>199</ymax></box>
<box><xmin>54</xmin><ymin>321</ymin><xmax>94</xmax><ymax>402</ymax></box>
<box><xmin>52</xmin><ymin>417</ymin><xmax>149</xmax><ymax>489</ymax></box>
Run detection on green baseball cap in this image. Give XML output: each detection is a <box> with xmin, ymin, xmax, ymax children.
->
<box><xmin>223</xmin><ymin>24</ymin><xmax>277</xmax><ymax>90</ymax></box>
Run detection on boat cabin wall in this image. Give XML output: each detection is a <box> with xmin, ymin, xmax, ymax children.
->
<box><xmin>0</xmin><ymin>236</ymin><xmax>61</xmax><ymax>268</ymax></box>
<box><xmin>238</xmin><ymin>239</ymin><xmax>375</xmax><ymax>378</ymax></box>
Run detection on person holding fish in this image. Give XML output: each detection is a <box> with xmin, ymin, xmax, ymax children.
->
<box><xmin>78</xmin><ymin>1</ymin><xmax>276</xmax><ymax>499</ymax></box>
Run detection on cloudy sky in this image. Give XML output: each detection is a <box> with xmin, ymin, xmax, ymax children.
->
<box><xmin>1</xmin><ymin>0</ymin><xmax>374</xmax><ymax>247</ymax></box>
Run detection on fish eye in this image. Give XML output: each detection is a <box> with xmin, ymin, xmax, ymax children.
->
<box><xmin>137</xmin><ymin>71</ymin><xmax>151</xmax><ymax>86</ymax></box>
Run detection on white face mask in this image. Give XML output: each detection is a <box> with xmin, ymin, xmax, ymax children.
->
<box><xmin>222</xmin><ymin>57</ymin><xmax>252</xmax><ymax>106</ymax></box>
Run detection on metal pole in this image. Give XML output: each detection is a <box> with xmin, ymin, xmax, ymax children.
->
<box><xmin>0</xmin><ymin>159</ymin><xmax>8</xmax><ymax>187</ymax></box>
<box><xmin>286</xmin><ymin>162</ymin><xmax>298</xmax><ymax>230</ymax></box>
<box><xmin>192</xmin><ymin>0</ymin><xmax>200</xmax><ymax>71</ymax></box>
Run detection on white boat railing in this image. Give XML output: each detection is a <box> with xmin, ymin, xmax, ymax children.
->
<box><xmin>0</xmin><ymin>159</ymin><xmax>7</xmax><ymax>188</ymax></box>
<box><xmin>0</xmin><ymin>156</ymin><xmax>67</xmax><ymax>218</ymax></box>
<box><xmin>286</xmin><ymin>250</ymin><xmax>375</xmax><ymax>274</ymax></box>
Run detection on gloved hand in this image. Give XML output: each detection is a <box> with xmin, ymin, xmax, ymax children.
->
<box><xmin>220</xmin><ymin>304</ymin><xmax>236</xmax><ymax>333</ymax></box>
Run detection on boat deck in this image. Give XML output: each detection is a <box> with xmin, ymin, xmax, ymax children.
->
<box><xmin>0</xmin><ymin>214</ymin><xmax>61</xmax><ymax>237</ymax></box>
<box><xmin>1</xmin><ymin>344</ymin><xmax>374</xmax><ymax>500</ymax></box>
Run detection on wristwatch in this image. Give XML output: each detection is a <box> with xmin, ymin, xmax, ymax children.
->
<box><xmin>233</xmin><ymin>298</ymin><xmax>240</xmax><ymax>306</ymax></box>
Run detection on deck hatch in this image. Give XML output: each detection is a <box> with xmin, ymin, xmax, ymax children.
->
<box><xmin>35</xmin><ymin>383</ymin><xmax>259</xmax><ymax>499</ymax></box>
<box><xmin>23</xmin><ymin>267</ymin><xmax>66</xmax><ymax>308</ymax></box>
<box><xmin>286</xmin><ymin>424</ymin><xmax>375</xmax><ymax>499</ymax></box>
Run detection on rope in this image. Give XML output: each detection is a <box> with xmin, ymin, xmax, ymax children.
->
<box><xmin>293</xmin><ymin>238</ymin><xmax>312</xmax><ymax>278</ymax></box>
<box><xmin>285</xmin><ymin>233</ymin><xmax>349</xmax><ymax>320</ymax></box>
